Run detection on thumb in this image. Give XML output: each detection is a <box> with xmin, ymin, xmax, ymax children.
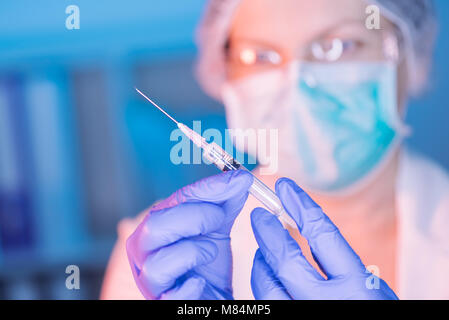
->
<box><xmin>152</xmin><ymin>170</ymin><xmax>253</xmax><ymax>211</ymax></box>
<box><xmin>154</xmin><ymin>170</ymin><xmax>254</xmax><ymax>234</ymax></box>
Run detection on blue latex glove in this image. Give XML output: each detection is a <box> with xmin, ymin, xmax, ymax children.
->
<box><xmin>251</xmin><ymin>178</ymin><xmax>398</xmax><ymax>300</ymax></box>
<box><xmin>126</xmin><ymin>170</ymin><xmax>253</xmax><ymax>300</ymax></box>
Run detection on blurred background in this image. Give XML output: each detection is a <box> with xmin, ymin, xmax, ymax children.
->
<box><xmin>0</xmin><ymin>0</ymin><xmax>447</xmax><ymax>299</ymax></box>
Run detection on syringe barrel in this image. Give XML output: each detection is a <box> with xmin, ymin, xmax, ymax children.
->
<box><xmin>203</xmin><ymin>142</ymin><xmax>296</xmax><ymax>228</ymax></box>
<box><xmin>247</xmin><ymin>173</ymin><xmax>284</xmax><ymax>216</ymax></box>
<box><xmin>243</xmin><ymin>166</ymin><xmax>296</xmax><ymax>228</ymax></box>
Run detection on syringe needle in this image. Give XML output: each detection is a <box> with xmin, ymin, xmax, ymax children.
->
<box><xmin>134</xmin><ymin>88</ymin><xmax>206</xmax><ymax>148</ymax></box>
<box><xmin>135</xmin><ymin>88</ymin><xmax>179</xmax><ymax>125</ymax></box>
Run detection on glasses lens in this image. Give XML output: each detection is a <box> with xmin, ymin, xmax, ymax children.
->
<box><xmin>305</xmin><ymin>29</ymin><xmax>400</xmax><ymax>63</ymax></box>
<box><xmin>226</xmin><ymin>29</ymin><xmax>401</xmax><ymax>76</ymax></box>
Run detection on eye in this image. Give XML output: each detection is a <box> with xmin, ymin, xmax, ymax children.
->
<box><xmin>239</xmin><ymin>48</ymin><xmax>257</xmax><ymax>65</ymax></box>
<box><xmin>309</xmin><ymin>38</ymin><xmax>358</xmax><ymax>62</ymax></box>
<box><xmin>238</xmin><ymin>48</ymin><xmax>282</xmax><ymax>66</ymax></box>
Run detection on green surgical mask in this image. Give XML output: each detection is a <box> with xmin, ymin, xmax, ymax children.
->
<box><xmin>292</xmin><ymin>62</ymin><xmax>408</xmax><ymax>193</ymax></box>
<box><xmin>221</xmin><ymin>61</ymin><xmax>409</xmax><ymax>194</ymax></box>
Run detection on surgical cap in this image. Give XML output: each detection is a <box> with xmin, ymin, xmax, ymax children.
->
<box><xmin>195</xmin><ymin>0</ymin><xmax>438</xmax><ymax>100</ymax></box>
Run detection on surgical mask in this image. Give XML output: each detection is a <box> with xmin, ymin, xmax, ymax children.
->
<box><xmin>221</xmin><ymin>61</ymin><xmax>409</xmax><ymax>194</ymax></box>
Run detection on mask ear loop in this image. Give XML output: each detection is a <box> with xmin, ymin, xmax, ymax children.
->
<box><xmin>381</xmin><ymin>28</ymin><xmax>411</xmax><ymax>137</ymax></box>
<box><xmin>382</xmin><ymin>26</ymin><xmax>405</xmax><ymax>65</ymax></box>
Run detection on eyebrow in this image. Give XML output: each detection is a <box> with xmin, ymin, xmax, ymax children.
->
<box><xmin>315</xmin><ymin>18</ymin><xmax>370</xmax><ymax>38</ymax></box>
<box><xmin>227</xmin><ymin>18</ymin><xmax>369</xmax><ymax>49</ymax></box>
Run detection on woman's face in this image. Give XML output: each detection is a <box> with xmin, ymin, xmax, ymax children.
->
<box><xmin>226</xmin><ymin>0</ymin><xmax>408</xmax><ymax>110</ymax></box>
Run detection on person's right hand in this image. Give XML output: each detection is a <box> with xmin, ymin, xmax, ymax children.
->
<box><xmin>250</xmin><ymin>178</ymin><xmax>398</xmax><ymax>300</ymax></box>
<box><xmin>126</xmin><ymin>170</ymin><xmax>253</xmax><ymax>300</ymax></box>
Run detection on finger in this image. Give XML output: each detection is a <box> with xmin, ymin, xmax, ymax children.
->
<box><xmin>276</xmin><ymin>178</ymin><xmax>366</xmax><ymax>278</ymax></box>
<box><xmin>251</xmin><ymin>208</ymin><xmax>323</xmax><ymax>297</ymax></box>
<box><xmin>128</xmin><ymin>202</ymin><xmax>225</xmax><ymax>257</ymax></box>
<box><xmin>160</xmin><ymin>276</ymin><xmax>206</xmax><ymax>300</ymax></box>
<box><xmin>251</xmin><ymin>249</ymin><xmax>291</xmax><ymax>300</ymax></box>
<box><xmin>151</xmin><ymin>170</ymin><xmax>254</xmax><ymax>210</ymax></box>
<box><xmin>129</xmin><ymin>170</ymin><xmax>254</xmax><ymax>255</ymax></box>
<box><xmin>137</xmin><ymin>239</ymin><xmax>217</xmax><ymax>299</ymax></box>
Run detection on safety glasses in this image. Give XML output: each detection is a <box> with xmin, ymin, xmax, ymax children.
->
<box><xmin>226</xmin><ymin>22</ymin><xmax>403</xmax><ymax>75</ymax></box>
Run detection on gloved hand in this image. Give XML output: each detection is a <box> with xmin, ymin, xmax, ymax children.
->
<box><xmin>250</xmin><ymin>177</ymin><xmax>398</xmax><ymax>300</ymax></box>
<box><xmin>126</xmin><ymin>170</ymin><xmax>253</xmax><ymax>300</ymax></box>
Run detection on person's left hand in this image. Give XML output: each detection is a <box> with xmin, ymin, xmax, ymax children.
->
<box><xmin>126</xmin><ymin>170</ymin><xmax>253</xmax><ymax>300</ymax></box>
<box><xmin>250</xmin><ymin>177</ymin><xmax>398</xmax><ymax>300</ymax></box>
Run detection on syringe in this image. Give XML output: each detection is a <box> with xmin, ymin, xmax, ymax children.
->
<box><xmin>136</xmin><ymin>88</ymin><xmax>296</xmax><ymax>228</ymax></box>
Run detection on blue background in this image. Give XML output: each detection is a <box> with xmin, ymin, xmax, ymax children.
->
<box><xmin>0</xmin><ymin>0</ymin><xmax>447</xmax><ymax>299</ymax></box>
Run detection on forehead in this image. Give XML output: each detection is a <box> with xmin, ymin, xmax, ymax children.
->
<box><xmin>229</xmin><ymin>0</ymin><xmax>369</xmax><ymax>44</ymax></box>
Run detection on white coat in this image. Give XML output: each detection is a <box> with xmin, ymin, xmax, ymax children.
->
<box><xmin>100</xmin><ymin>149</ymin><xmax>449</xmax><ymax>300</ymax></box>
